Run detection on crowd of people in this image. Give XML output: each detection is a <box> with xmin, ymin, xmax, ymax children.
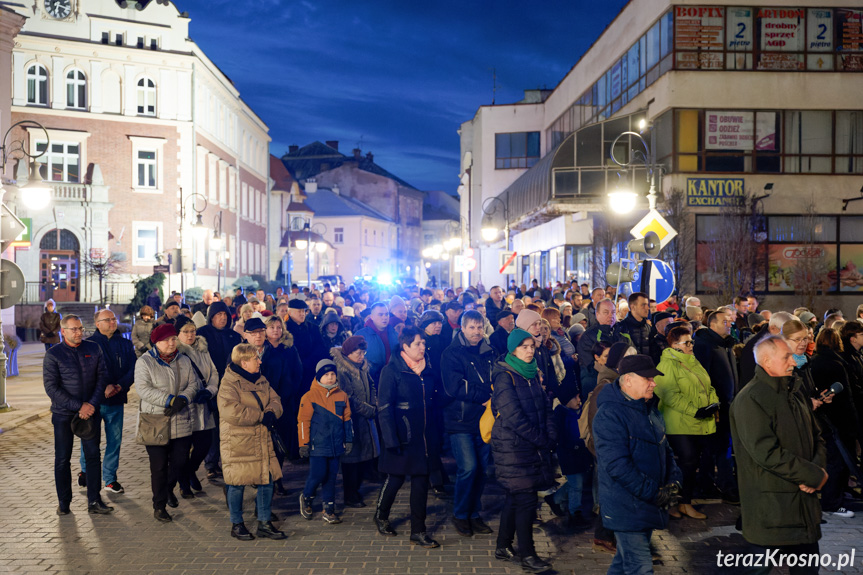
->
<box><xmin>40</xmin><ymin>280</ymin><xmax>863</xmax><ymax>574</ymax></box>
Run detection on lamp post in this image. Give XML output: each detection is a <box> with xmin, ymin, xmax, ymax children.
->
<box><xmin>285</xmin><ymin>216</ymin><xmax>308</xmax><ymax>290</ymax></box>
<box><xmin>178</xmin><ymin>191</ymin><xmax>209</xmax><ymax>299</ymax></box>
<box><xmin>209</xmin><ymin>211</ymin><xmax>223</xmax><ymax>294</ymax></box>
<box><xmin>0</xmin><ymin>120</ymin><xmax>52</xmax><ymax>410</ymax></box>
<box><xmin>607</xmin><ymin>127</ymin><xmax>661</xmax><ymax>214</ymax></box>
<box><xmin>297</xmin><ymin>222</ymin><xmax>327</xmax><ymax>285</ymax></box>
<box><xmin>481</xmin><ymin>196</ymin><xmax>511</xmax><ymax>283</ymax></box>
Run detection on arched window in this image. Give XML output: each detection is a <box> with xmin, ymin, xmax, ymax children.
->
<box><xmin>136</xmin><ymin>77</ymin><xmax>156</xmax><ymax>116</ymax></box>
<box><xmin>66</xmin><ymin>69</ymin><xmax>86</xmax><ymax>109</ymax></box>
<box><xmin>26</xmin><ymin>64</ymin><xmax>48</xmax><ymax>105</ymax></box>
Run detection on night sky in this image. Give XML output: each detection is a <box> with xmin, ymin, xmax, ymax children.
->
<box><xmin>178</xmin><ymin>0</ymin><xmax>630</xmax><ymax>193</ymax></box>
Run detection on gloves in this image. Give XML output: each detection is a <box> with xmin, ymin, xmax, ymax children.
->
<box><xmin>194</xmin><ymin>390</ymin><xmax>212</xmax><ymax>404</ymax></box>
<box><xmin>387</xmin><ymin>446</ymin><xmax>403</xmax><ymax>456</ymax></box>
<box><xmin>299</xmin><ymin>445</ymin><xmax>310</xmax><ymax>458</ymax></box>
<box><xmin>262</xmin><ymin>411</ymin><xmax>278</xmax><ymax>429</ymax></box>
<box><xmin>164</xmin><ymin>395</ymin><xmax>189</xmax><ymax>416</ymax></box>
<box><xmin>694</xmin><ymin>404</ymin><xmax>719</xmax><ymax>420</ymax></box>
<box><xmin>344</xmin><ymin>442</ymin><xmax>353</xmax><ymax>455</ymax></box>
<box><xmin>655</xmin><ymin>483</ymin><xmax>682</xmax><ymax>509</ymax></box>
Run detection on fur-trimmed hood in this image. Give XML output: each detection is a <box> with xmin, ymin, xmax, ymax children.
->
<box><xmin>331</xmin><ymin>345</ymin><xmax>370</xmax><ymax>378</ymax></box>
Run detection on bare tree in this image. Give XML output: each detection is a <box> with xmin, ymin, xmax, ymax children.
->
<box><xmin>787</xmin><ymin>199</ymin><xmax>833</xmax><ymax>313</ymax></box>
<box><xmin>659</xmin><ymin>187</ymin><xmax>697</xmax><ymax>296</ymax></box>
<box><xmin>82</xmin><ymin>251</ymin><xmax>125</xmax><ymax>306</ymax></box>
<box><xmin>591</xmin><ymin>212</ymin><xmax>630</xmax><ymax>288</ymax></box>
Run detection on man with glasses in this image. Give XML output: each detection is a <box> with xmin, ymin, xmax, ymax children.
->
<box><xmin>43</xmin><ymin>314</ymin><xmax>114</xmax><ymax>515</ymax></box>
<box><xmin>79</xmin><ymin>309</ymin><xmax>137</xmax><ymax>494</ymax></box>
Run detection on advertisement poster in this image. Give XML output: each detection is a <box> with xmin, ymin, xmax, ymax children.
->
<box><xmin>837</xmin><ymin>9</ymin><xmax>863</xmax><ymax>70</ymax></box>
<box><xmin>706</xmin><ymin>111</ymin><xmax>754</xmax><ymax>150</ymax></box>
<box><xmin>758</xmin><ymin>8</ymin><xmax>806</xmax><ymax>70</ymax></box>
<box><xmin>726</xmin><ymin>8</ymin><xmax>754</xmax><ymax>69</ymax></box>
<box><xmin>696</xmin><ymin>243</ymin><xmax>767</xmax><ymax>293</ymax></box>
<box><xmin>755</xmin><ymin>112</ymin><xmax>777</xmax><ymax>151</ymax></box>
<box><xmin>768</xmin><ymin>244</ymin><xmax>836</xmax><ymax>292</ymax></box>
<box><xmin>837</xmin><ymin>245</ymin><xmax>863</xmax><ymax>292</ymax></box>
<box><xmin>675</xmin><ymin>5</ymin><xmax>725</xmax><ymax>69</ymax></box>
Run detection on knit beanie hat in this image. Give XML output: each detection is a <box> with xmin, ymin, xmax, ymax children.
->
<box><xmin>606</xmin><ymin>341</ymin><xmax>632</xmax><ymax>371</ymax></box>
<box><xmin>163</xmin><ymin>300</ymin><xmax>179</xmax><ymax>310</ymax></box>
<box><xmin>389</xmin><ymin>295</ymin><xmax>406</xmax><ymax>310</ymax></box>
<box><xmin>174</xmin><ymin>315</ymin><xmax>195</xmax><ymax>333</ymax></box>
<box><xmin>419</xmin><ymin>310</ymin><xmax>445</xmax><ymax>329</ymax></box>
<box><xmin>507</xmin><ymin>328</ymin><xmax>534</xmax><ymax>353</ymax></box>
<box><xmin>341</xmin><ymin>335</ymin><xmax>367</xmax><ymax>356</ymax></box>
<box><xmin>150</xmin><ymin>323</ymin><xmax>178</xmax><ymax>345</ymax></box>
<box><xmin>515</xmin><ymin>309</ymin><xmax>541</xmax><ymax>331</ymax></box>
<box><xmin>315</xmin><ymin>359</ymin><xmax>337</xmax><ymax>381</ymax></box>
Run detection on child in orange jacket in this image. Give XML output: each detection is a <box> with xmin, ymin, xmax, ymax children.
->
<box><xmin>298</xmin><ymin>359</ymin><xmax>353</xmax><ymax>524</ymax></box>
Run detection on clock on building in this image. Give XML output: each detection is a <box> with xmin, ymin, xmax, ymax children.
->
<box><xmin>44</xmin><ymin>0</ymin><xmax>72</xmax><ymax>19</ymax></box>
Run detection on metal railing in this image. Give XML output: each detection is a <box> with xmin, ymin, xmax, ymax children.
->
<box><xmin>22</xmin><ymin>281</ymin><xmax>42</xmax><ymax>304</ymax></box>
<box><xmin>104</xmin><ymin>282</ymin><xmax>136</xmax><ymax>304</ymax></box>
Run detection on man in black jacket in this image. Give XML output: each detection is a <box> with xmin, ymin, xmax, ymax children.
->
<box><xmin>196</xmin><ymin>301</ymin><xmax>242</xmax><ymax>478</ymax></box>
<box><xmin>489</xmin><ymin>310</ymin><xmax>515</xmax><ymax>357</ymax></box>
<box><xmin>285</xmin><ymin>298</ymin><xmax>326</xmax><ymax>393</ymax></box>
<box><xmin>739</xmin><ymin>311</ymin><xmax>794</xmax><ymax>387</ymax></box>
<box><xmin>43</xmin><ymin>314</ymin><xmax>113</xmax><ymax>515</ymax></box>
<box><xmin>693</xmin><ymin>310</ymin><xmax>740</xmax><ymax>502</ymax></box>
<box><xmin>155</xmin><ymin>299</ymin><xmax>181</xmax><ymax>325</ymax></box>
<box><xmin>485</xmin><ymin>286</ymin><xmax>507</xmax><ymax>330</ymax></box>
<box><xmin>81</xmin><ymin>309</ymin><xmax>137</xmax><ymax>494</ymax></box>
<box><xmin>614</xmin><ymin>292</ymin><xmax>655</xmax><ymax>358</ymax></box>
<box><xmin>577</xmin><ymin>299</ymin><xmax>620</xmax><ymax>383</ymax></box>
<box><xmin>440</xmin><ymin>310</ymin><xmax>496</xmax><ymax>537</ymax></box>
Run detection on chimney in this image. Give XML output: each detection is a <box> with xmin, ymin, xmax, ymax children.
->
<box><xmin>352</xmin><ymin>148</ymin><xmax>362</xmax><ymax>160</ymax></box>
<box><xmin>305</xmin><ymin>178</ymin><xmax>317</xmax><ymax>194</ymax></box>
<box><xmin>325</xmin><ymin>140</ymin><xmax>339</xmax><ymax>151</ymax></box>
<box><xmin>288</xmin><ymin>144</ymin><xmax>299</xmax><ymax>154</ymax></box>
<box><xmin>365</xmin><ymin>151</ymin><xmax>374</xmax><ymax>163</ymax></box>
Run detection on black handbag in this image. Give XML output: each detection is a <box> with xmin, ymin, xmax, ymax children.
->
<box><xmin>251</xmin><ymin>391</ymin><xmax>286</xmax><ymax>460</ymax></box>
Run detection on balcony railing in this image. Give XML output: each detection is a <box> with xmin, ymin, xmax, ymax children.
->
<box><xmin>52</xmin><ymin>183</ymin><xmax>90</xmax><ymax>202</ymax></box>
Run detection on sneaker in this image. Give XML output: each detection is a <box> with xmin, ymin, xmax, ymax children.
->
<box><xmin>104</xmin><ymin>481</ymin><xmax>124</xmax><ymax>494</ymax></box>
<box><xmin>830</xmin><ymin>507</ymin><xmax>855</xmax><ymax>518</ymax></box>
<box><xmin>77</xmin><ymin>472</ymin><xmax>87</xmax><ymax>487</ymax></box>
<box><xmin>299</xmin><ymin>494</ymin><xmax>314</xmax><ymax>520</ymax></box>
<box><xmin>323</xmin><ymin>510</ymin><xmax>342</xmax><ymax>524</ymax></box>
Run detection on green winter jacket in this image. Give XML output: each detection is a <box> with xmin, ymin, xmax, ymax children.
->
<box><xmin>729</xmin><ymin>366</ymin><xmax>826</xmax><ymax>547</ymax></box>
<box><xmin>654</xmin><ymin>348</ymin><xmax>718</xmax><ymax>436</ymax></box>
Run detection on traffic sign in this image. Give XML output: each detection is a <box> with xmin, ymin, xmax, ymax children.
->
<box><xmin>640</xmin><ymin>259</ymin><xmax>676</xmax><ymax>304</ymax></box>
<box><xmin>0</xmin><ymin>204</ymin><xmax>26</xmax><ymax>252</ymax></box>
<box><xmin>631</xmin><ymin>209</ymin><xmax>677</xmax><ymax>249</ymax></box>
<box><xmin>0</xmin><ymin>259</ymin><xmax>25</xmax><ymax>309</ymax></box>
<box><xmin>499</xmin><ymin>251</ymin><xmax>517</xmax><ymax>274</ymax></box>
<box><xmin>153</xmin><ymin>265</ymin><xmax>170</xmax><ymax>274</ymax></box>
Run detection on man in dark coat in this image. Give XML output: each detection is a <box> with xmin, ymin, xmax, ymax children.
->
<box><xmin>155</xmin><ymin>299</ymin><xmax>181</xmax><ymax>325</ymax></box>
<box><xmin>285</xmin><ymin>298</ymin><xmax>327</xmax><ymax>394</ymax></box>
<box><xmin>196</xmin><ymin>300</ymin><xmax>242</xmax><ymax>477</ymax></box>
<box><xmin>694</xmin><ymin>309</ymin><xmax>740</xmax><ymax>502</ymax></box>
<box><xmin>146</xmin><ymin>288</ymin><xmax>162</xmax><ymax>313</ymax></box>
<box><xmin>614</xmin><ymin>292</ymin><xmax>656</xmax><ymax>358</ymax></box>
<box><xmin>577</xmin><ymin>299</ymin><xmax>622</xmax><ymax>394</ymax></box>
<box><xmin>585</xmin><ymin>287</ymin><xmax>607</xmax><ymax>329</ymax></box>
<box><xmin>593</xmin><ymin>355</ymin><xmax>682</xmax><ymax>575</ymax></box>
<box><xmin>354</xmin><ymin>302</ymin><xmax>399</xmax><ymax>384</ymax></box>
<box><xmin>730</xmin><ymin>336</ymin><xmax>827</xmax><ymax>571</ymax></box>
<box><xmin>440</xmin><ymin>300</ymin><xmax>463</xmax><ymax>345</ymax></box>
<box><xmin>191</xmin><ymin>289</ymin><xmax>214</xmax><ymax>316</ymax></box>
<box><xmin>440</xmin><ymin>311</ymin><xmax>495</xmax><ymax>537</ymax></box>
<box><xmin>485</xmin><ymin>285</ymin><xmax>507</xmax><ymax>330</ymax></box>
<box><xmin>489</xmin><ymin>310</ymin><xmax>515</xmax><ymax>357</ymax></box>
<box><xmin>232</xmin><ymin>287</ymin><xmax>247</xmax><ymax>308</ymax></box>
<box><xmin>740</xmin><ymin>311</ymin><xmax>794</xmax><ymax>387</ymax></box>
<box><xmin>83</xmin><ymin>309</ymin><xmax>137</xmax><ymax>494</ymax></box>
<box><xmin>43</xmin><ymin>314</ymin><xmax>114</xmax><ymax>515</ymax></box>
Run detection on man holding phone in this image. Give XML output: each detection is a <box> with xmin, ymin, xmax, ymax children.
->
<box><xmin>730</xmin><ymin>336</ymin><xmax>827</xmax><ymax>575</ymax></box>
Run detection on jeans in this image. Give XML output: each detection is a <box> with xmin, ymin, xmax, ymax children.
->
<box><xmin>303</xmin><ymin>456</ymin><xmax>340</xmax><ymax>511</ymax></box>
<box><xmin>608</xmin><ymin>530</ymin><xmax>654</xmax><ymax>575</ymax></box>
<box><xmin>554</xmin><ymin>473</ymin><xmax>586</xmax><ymax>515</ymax></box>
<box><xmin>496</xmin><ymin>490</ymin><xmax>537</xmax><ymax>556</ymax></box>
<box><xmin>668</xmin><ymin>434</ymin><xmax>712</xmax><ymax>504</ymax></box>
<box><xmin>53</xmin><ymin>413</ymin><xmax>103</xmax><ymax>506</ymax></box>
<box><xmin>376</xmin><ymin>473</ymin><xmax>429</xmax><ymax>534</ymax></box>
<box><xmin>227</xmin><ymin>480</ymin><xmax>274</xmax><ymax>525</ymax></box>
<box><xmin>145</xmin><ymin>435</ymin><xmax>192</xmax><ymax>510</ymax></box>
<box><xmin>80</xmin><ymin>404</ymin><xmax>124</xmax><ymax>485</ymax></box>
<box><xmin>449</xmin><ymin>432</ymin><xmax>491</xmax><ymax>519</ymax></box>
<box><xmin>742</xmin><ymin>542</ymin><xmax>820</xmax><ymax>575</ymax></box>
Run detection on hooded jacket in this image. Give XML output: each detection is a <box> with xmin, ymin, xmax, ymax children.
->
<box><xmin>39</xmin><ymin>301</ymin><xmax>61</xmax><ymax>345</ymax></box>
<box><xmin>297</xmin><ymin>377</ymin><xmax>354</xmax><ymax>458</ymax></box>
<box><xmin>331</xmin><ymin>346</ymin><xmax>379</xmax><ymax>463</ymax></box>
<box><xmin>177</xmin><ymin>336</ymin><xmax>219</xmax><ymax>432</ymax></box>
<box><xmin>593</xmin><ymin>379</ymin><xmax>682</xmax><ymax>532</ymax></box>
<box><xmin>135</xmin><ymin>347</ymin><xmax>199</xmax><ymax>439</ymax></box>
<box><xmin>729</xmin><ymin>366</ymin><xmax>826</xmax><ymax>547</ymax></box>
<box><xmin>196</xmin><ymin>301</ymin><xmax>242</xmax><ymax>380</ymax></box>
<box><xmin>320</xmin><ymin>310</ymin><xmax>350</xmax><ymax>349</ymax></box>
<box><xmin>87</xmin><ymin>329</ymin><xmax>137</xmax><ymax>406</ymax></box>
<box><xmin>654</xmin><ymin>347</ymin><xmax>719</xmax><ymax>436</ymax></box>
<box><xmin>440</xmin><ymin>331</ymin><xmax>495</xmax><ymax>435</ymax></box>
<box><xmin>217</xmin><ymin>363</ymin><xmax>283</xmax><ymax>485</ymax></box>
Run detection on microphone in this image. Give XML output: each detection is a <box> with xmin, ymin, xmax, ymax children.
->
<box><xmin>820</xmin><ymin>382</ymin><xmax>843</xmax><ymax>401</ymax></box>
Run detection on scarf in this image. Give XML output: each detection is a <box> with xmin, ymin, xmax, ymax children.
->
<box><xmin>793</xmin><ymin>353</ymin><xmax>808</xmax><ymax>368</ymax></box>
<box><xmin>158</xmin><ymin>349</ymin><xmax>178</xmax><ymax>364</ymax></box>
<box><xmin>401</xmin><ymin>351</ymin><xmax>426</xmax><ymax>376</ymax></box>
<box><xmin>317</xmin><ymin>379</ymin><xmax>338</xmax><ymax>391</ymax></box>
<box><xmin>364</xmin><ymin>318</ymin><xmax>392</xmax><ymax>364</ymax></box>
<box><xmin>505</xmin><ymin>352</ymin><xmax>538</xmax><ymax>379</ymax></box>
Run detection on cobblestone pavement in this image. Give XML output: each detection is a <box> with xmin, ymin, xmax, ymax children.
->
<box><xmin>2</xmin><ymin>398</ymin><xmax>863</xmax><ymax>574</ymax></box>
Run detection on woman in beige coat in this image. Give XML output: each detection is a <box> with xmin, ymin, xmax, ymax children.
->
<box><xmin>218</xmin><ymin>343</ymin><xmax>285</xmax><ymax>541</ymax></box>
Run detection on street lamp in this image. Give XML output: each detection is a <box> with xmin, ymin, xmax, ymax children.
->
<box><xmin>299</xmin><ymin>222</ymin><xmax>327</xmax><ymax>285</ymax></box>
<box><xmin>178</xmin><ymin>191</ymin><xmax>209</xmax><ymax>298</ymax></box>
<box><xmin>284</xmin><ymin>216</ymin><xmax>308</xmax><ymax>289</ymax></box>
<box><xmin>210</xmin><ymin>211</ymin><xmax>223</xmax><ymax>293</ymax></box>
<box><xmin>607</xmin><ymin>129</ymin><xmax>661</xmax><ymax>214</ymax></box>
<box><xmin>481</xmin><ymin>196</ymin><xmax>510</xmax><ymax>247</ymax></box>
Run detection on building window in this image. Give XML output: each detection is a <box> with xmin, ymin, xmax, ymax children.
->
<box><xmin>26</xmin><ymin>64</ymin><xmax>48</xmax><ymax>106</ymax></box>
<box><xmin>133</xmin><ymin>222</ymin><xmax>161</xmax><ymax>265</ymax></box>
<box><xmin>101</xmin><ymin>32</ymin><xmax>109</xmax><ymax>45</ymax></box>
<box><xmin>364</xmin><ymin>229</ymin><xmax>368</xmax><ymax>246</ymax></box>
<box><xmin>65</xmin><ymin>69</ymin><xmax>86</xmax><ymax>109</ymax></box>
<box><xmin>136</xmin><ymin>77</ymin><xmax>156</xmax><ymax>116</ymax></box>
<box><xmin>334</xmin><ymin>227</ymin><xmax>344</xmax><ymax>244</ymax></box>
<box><xmin>495</xmin><ymin>132</ymin><xmax>540</xmax><ymax>169</ymax></box>
<box><xmin>136</xmin><ymin>150</ymin><xmax>157</xmax><ymax>188</ymax></box>
<box><xmin>36</xmin><ymin>141</ymin><xmax>80</xmax><ymax>183</ymax></box>
<box><xmin>150</xmin><ymin>38</ymin><xmax>158</xmax><ymax>50</ymax></box>
<box><xmin>136</xmin><ymin>37</ymin><xmax>144</xmax><ymax>49</ymax></box>
<box><xmin>115</xmin><ymin>33</ymin><xmax>123</xmax><ymax>46</ymax></box>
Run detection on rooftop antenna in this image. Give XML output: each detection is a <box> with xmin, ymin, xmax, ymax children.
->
<box><xmin>490</xmin><ymin>68</ymin><xmax>498</xmax><ymax>105</ymax></box>
<box><xmin>356</xmin><ymin>135</ymin><xmax>365</xmax><ymax>150</ymax></box>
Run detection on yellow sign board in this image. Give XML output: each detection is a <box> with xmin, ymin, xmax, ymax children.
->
<box><xmin>631</xmin><ymin>209</ymin><xmax>677</xmax><ymax>249</ymax></box>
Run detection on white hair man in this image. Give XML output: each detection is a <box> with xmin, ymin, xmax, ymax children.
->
<box><xmin>739</xmin><ymin>311</ymin><xmax>795</xmax><ymax>386</ymax></box>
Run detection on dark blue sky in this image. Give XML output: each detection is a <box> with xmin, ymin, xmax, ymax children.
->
<box><xmin>179</xmin><ymin>0</ymin><xmax>630</xmax><ymax>193</ymax></box>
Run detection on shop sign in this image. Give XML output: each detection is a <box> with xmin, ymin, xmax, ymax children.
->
<box><xmin>706</xmin><ymin>111</ymin><xmax>754</xmax><ymax>150</ymax></box>
<box><xmin>686</xmin><ymin>178</ymin><xmax>745</xmax><ymax>207</ymax></box>
<box><xmin>758</xmin><ymin>8</ymin><xmax>805</xmax><ymax>70</ymax></box>
<box><xmin>675</xmin><ymin>5</ymin><xmax>725</xmax><ymax>70</ymax></box>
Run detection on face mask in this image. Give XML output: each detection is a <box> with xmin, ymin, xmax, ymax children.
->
<box><xmin>793</xmin><ymin>353</ymin><xmax>808</xmax><ymax>368</ymax></box>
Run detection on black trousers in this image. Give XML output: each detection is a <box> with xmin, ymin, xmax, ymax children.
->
<box><xmin>376</xmin><ymin>473</ymin><xmax>429</xmax><ymax>534</ymax></box>
<box><xmin>53</xmin><ymin>413</ymin><xmax>103</xmax><ymax>506</ymax></box>
<box><xmin>745</xmin><ymin>542</ymin><xmax>820</xmax><ymax>575</ymax></box>
<box><xmin>146</xmin><ymin>435</ymin><xmax>192</xmax><ymax>510</ymax></box>
<box><xmin>180</xmin><ymin>429</ymin><xmax>212</xmax><ymax>489</ymax></box>
<box><xmin>342</xmin><ymin>460</ymin><xmax>371</xmax><ymax>503</ymax></box>
<box><xmin>821</xmin><ymin>432</ymin><xmax>852</xmax><ymax>512</ymax></box>
<box><xmin>496</xmin><ymin>490</ymin><xmax>538</xmax><ymax>557</ymax></box>
<box><xmin>668</xmin><ymin>433</ymin><xmax>712</xmax><ymax>504</ymax></box>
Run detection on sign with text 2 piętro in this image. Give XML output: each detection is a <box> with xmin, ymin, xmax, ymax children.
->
<box><xmin>687</xmin><ymin>177</ymin><xmax>745</xmax><ymax>207</ymax></box>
